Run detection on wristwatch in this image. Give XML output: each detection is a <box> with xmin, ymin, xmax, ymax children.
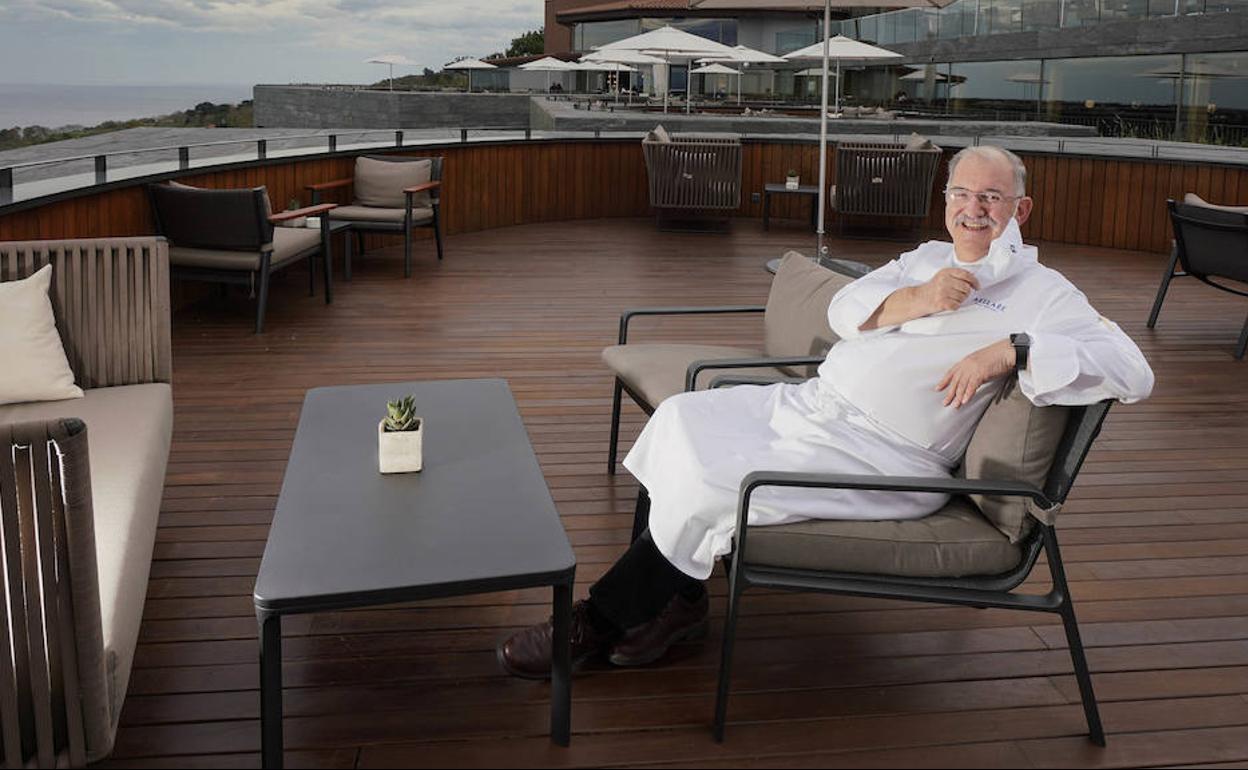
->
<box><xmin>1010</xmin><ymin>332</ymin><xmax>1032</xmax><ymax>372</ymax></box>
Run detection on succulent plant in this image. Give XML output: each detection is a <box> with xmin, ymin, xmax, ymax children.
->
<box><xmin>383</xmin><ymin>395</ymin><xmax>420</xmax><ymax>432</ymax></box>
<box><xmin>787</xmin><ymin>169</ymin><xmax>798</xmax><ymax>177</ymax></box>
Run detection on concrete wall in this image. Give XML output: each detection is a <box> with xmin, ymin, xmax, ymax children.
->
<box><xmin>529</xmin><ymin>97</ymin><xmax>1096</xmax><ymax>137</ymax></box>
<box><xmin>254</xmin><ymin>86</ymin><xmax>532</xmax><ymax>129</ymax></box>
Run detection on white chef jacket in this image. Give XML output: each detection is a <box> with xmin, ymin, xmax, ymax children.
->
<box><xmin>624</xmin><ymin>220</ymin><xmax>1154</xmax><ymax>579</ymax></box>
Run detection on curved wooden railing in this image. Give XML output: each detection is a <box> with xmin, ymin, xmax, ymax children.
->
<box><xmin>2</xmin><ymin>135</ymin><xmax>1246</xmax><ymax>255</ymax></box>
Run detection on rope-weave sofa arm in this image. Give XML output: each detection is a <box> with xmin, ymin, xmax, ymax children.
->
<box><xmin>0</xmin><ymin>238</ymin><xmax>172</xmax><ymax>388</ymax></box>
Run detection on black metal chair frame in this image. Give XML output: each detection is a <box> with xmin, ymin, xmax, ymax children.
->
<box><xmin>1147</xmin><ymin>199</ymin><xmax>1248</xmax><ymax>360</ymax></box>
<box><xmin>309</xmin><ymin>155</ymin><xmax>444</xmax><ymax>280</ymax></box>
<box><xmin>148</xmin><ymin>184</ymin><xmax>335</xmax><ymax>334</ymax></box>
<box><xmin>690</xmin><ymin>394</ymin><xmax>1113</xmax><ymax>747</ymax></box>
<box><xmin>607</xmin><ymin>258</ymin><xmax>870</xmax><ymax>474</ymax></box>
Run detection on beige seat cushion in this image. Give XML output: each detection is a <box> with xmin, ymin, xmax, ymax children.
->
<box><xmin>602</xmin><ymin>343</ymin><xmax>789</xmax><ymax>408</ymax></box>
<box><xmin>744</xmin><ymin>496</ymin><xmax>1021</xmax><ymax>578</ymax></box>
<box><xmin>0</xmin><ymin>383</ymin><xmax>173</xmax><ymax>729</ymax></box>
<box><xmin>329</xmin><ymin>204</ymin><xmax>435</xmax><ymax>225</ymax></box>
<box><xmin>168</xmin><ymin>227</ymin><xmax>320</xmax><ymax>271</ymax></box>
<box><xmin>354</xmin><ymin>157</ymin><xmax>433</xmax><ymax>209</ymax></box>
<box><xmin>958</xmin><ymin>378</ymin><xmax>1070</xmax><ymax>542</ymax></box>
<box><xmin>1184</xmin><ymin>192</ymin><xmax>1248</xmax><ymax>215</ymax></box>
<box><xmin>763</xmin><ymin>251</ymin><xmax>853</xmax><ymax>376</ymax></box>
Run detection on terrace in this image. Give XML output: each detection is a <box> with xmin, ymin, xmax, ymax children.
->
<box><xmin>2</xmin><ymin>129</ymin><xmax>1247</xmax><ymax>768</ymax></box>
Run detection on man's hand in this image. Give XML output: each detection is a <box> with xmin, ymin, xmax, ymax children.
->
<box><xmin>936</xmin><ymin>338</ymin><xmax>1016</xmax><ymax>408</ymax></box>
<box><xmin>860</xmin><ymin>268</ymin><xmax>981</xmax><ymax>331</ymax></box>
<box><xmin>918</xmin><ymin>268</ymin><xmax>980</xmax><ymax>315</ymax></box>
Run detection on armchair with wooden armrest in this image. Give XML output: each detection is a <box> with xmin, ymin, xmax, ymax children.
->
<box><xmin>307</xmin><ymin>155</ymin><xmax>444</xmax><ymax>279</ymax></box>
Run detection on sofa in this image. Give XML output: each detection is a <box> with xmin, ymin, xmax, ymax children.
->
<box><xmin>0</xmin><ymin>237</ymin><xmax>172</xmax><ymax>766</ymax></box>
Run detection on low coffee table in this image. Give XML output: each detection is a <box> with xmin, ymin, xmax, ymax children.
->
<box><xmin>253</xmin><ymin>379</ymin><xmax>576</xmax><ymax>768</ymax></box>
<box><xmin>763</xmin><ymin>182</ymin><xmax>821</xmax><ymax>232</ymax></box>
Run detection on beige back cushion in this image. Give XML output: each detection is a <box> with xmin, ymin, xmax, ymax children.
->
<box><xmin>960</xmin><ymin>378</ymin><xmax>1070</xmax><ymax>542</ymax></box>
<box><xmin>763</xmin><ymin>251</ymin><xmax>853</xmax><ymax>375</ymax></box>
<box><xmin>354</xmin><ymin>157</ymin><xmax>433</xmax><ymax>209</ymax></box>
<box><xmin>0</xmin><ymin>264</ymin><xmax>84</xmax><ymax>405</ymax></box>
<box><xmin>905</xmin><ymin>132</ymin><xmax>934</xmax><ymax>150</ymax></box>
<box><xmin>1184</xmin><ymin>192</ymin><xmax>1248</xmax><ymax>215</ymax></box>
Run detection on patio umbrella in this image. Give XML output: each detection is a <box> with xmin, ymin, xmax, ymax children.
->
<box><xmin>698</xmin><ymin>44</ymin><xmax>786</xmax><ymax>103</ymax></box>
<box><xmin>690</xmin><ymin>62</ymin><xmax>741</xmax><ymax>103</ymax></box>
<box><xmin>445</xmin><ymin>57</ymin><xmax>497</xmax><ymax>93</ymax></box>
<box><xmin>520</xmin><ymin>56</ymin><xmax>578</xmax><ymax>93</ymax></box>
<box><xmin>689</xmin><ymin>1</ymin><xmax>919</xmax><ymax>259</ymax></box>
<box><xmin>365</xmin><ymin>54</ymin><xmax>419</xmax><ymax>92</ymax></box>
<box><xmin>594</xmin><ymin>25</ymin><xmax>738</xmax><ymax>113</ymax></box>
<box><xmin>583</xmin><ymin>49</ymin><xmax>665</xmax><ymax>103</ymax></box>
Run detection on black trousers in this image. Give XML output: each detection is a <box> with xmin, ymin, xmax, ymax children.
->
<box><xmin>588</xmin><ymin>528</ymin><xmax>705</xmax><ymax>632</ymax></box>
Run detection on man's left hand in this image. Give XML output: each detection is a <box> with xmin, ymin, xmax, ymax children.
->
<box><xmin>936</xmin><ymin>339</ymin><xmax>1016</xmax><ymax>408</ymax></box>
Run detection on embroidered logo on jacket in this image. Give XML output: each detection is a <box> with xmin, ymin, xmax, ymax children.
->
<box><xmin>971</xmin><ymin>296</ymin><xmax>1007</xmax><ymax>313</ymax></box>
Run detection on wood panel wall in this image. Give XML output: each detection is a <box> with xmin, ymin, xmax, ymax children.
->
<box><xmin>1</xmin><ymin>140</ymin><xmax>1245</xmax><ymax>255</ymax></box>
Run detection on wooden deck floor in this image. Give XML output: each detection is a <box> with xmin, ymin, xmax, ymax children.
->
<box><xmin>99</xmin><ymin>217</ymin><xmax>1248</xmax><ymax>768</ymax></box>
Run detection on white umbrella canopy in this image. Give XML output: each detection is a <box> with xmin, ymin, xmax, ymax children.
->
<box><xmin>691</xmin><ymin>62</ymin><xmax>742</xmax><ymax>102</ymax></box>
<box><xmin>366</xmin><ymin>54</ymin><xmax>419</xmax><ymax>91</ymax></box>
<box><xmin>445</xmin><ymin>57</ymin><xmax>497</xmax><ymax>92</ymax></box>
<box><xmin>595</xmin><ymin>25</ymin><xmax>739</xmax><ymax>112</ymax></box>
<box><xmin>520</xmin><ymin>56</ymin><xmax>578</xmax><ymax>92</ymax></box>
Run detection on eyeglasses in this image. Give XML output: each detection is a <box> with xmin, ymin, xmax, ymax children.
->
<box><xmin>944</xmin><ymin>187</ymin><xmax>1021</xmax><ymax>207</ymax></box>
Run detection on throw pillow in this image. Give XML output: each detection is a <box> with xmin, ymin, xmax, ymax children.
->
<box><xmin>763</xmin><ymin>251</ymin><xmax>854</xmax><ymax>377</ymax></box>
<box><xmin>905</xmin><ymin>132</ymin><xmax>934</xmax><ymax>150</ymax></box>
<box><xmin>652</xmin><ymin>124</ymin><xmax>671</xmax><ymax>143</ymax></box>
<box><xmin>354</xmin><ymin>157</ymin><xmax>433</xmax><ymax>209</ymax></box>
<box><xmin>959</xmin><ymin>378</ymin><xmax>1070</xmax><ymax>542</ymax></box>
<box><xmin>0</xmin><ymin>264</ymin><xmax>84</xmax><ymax>406</ymax></box>
<box><xmin>1183</xmin><ymin>192</ymin><xmax>1248</xmax><ymax>215</ymax></box>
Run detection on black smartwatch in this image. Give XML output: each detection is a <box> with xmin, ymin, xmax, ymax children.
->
<box><xmin>1010</xmin><ymin>332</ymin><xmax>1032</xmax><ymax>372</ymax></box>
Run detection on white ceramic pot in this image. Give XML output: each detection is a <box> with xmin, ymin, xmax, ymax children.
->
<box><xmin>378</xmin><ymin>418</ymin><xmax>423</xmax><ymax>473</ymax></box>
<box><xmin>785</xmin><ymin>176</ymin><xmax>800</xmax><ymax>190</ymax></box>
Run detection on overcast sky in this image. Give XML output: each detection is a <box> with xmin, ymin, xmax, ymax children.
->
<box><xmin>0</xmin><ymin>0</ymin><xmax>544</xmax><ymax>86</ymax></box>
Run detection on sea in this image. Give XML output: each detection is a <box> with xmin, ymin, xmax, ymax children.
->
<box><xmin>0</xmin><ymin>83</ymin><xmax>255</xmax><ymax>130</ymax></box>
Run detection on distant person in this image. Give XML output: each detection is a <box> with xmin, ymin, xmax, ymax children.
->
<box><xmin>550</xmin><ymin>82</ymin><xmax>563</xmax><ymax>93</ymax></box>
<box><xmin>497</xmin><ymin>145</ymin><xmax>1154</xmax><ymax>678</ymax></box>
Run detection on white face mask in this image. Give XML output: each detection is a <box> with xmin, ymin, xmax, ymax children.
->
<box><xmin>954</xmin><ymin>218</ymin><xmax>1032</xmax><ymax>289</ymax></box>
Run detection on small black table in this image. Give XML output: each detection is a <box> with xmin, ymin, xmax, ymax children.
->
<box><xmin>763</xmin><ymin>183</ymin><xmax>822</xmax><ymax>232</ymax></box>
<box><xmin>253</xmin><ymin>379</ymin><xmax>576</xmax><ymax>768</ymax></box>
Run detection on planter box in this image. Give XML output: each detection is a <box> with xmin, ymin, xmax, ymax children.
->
<box><xmin>378</xmin><ymin>419</ymin><xmax>423</xmax><ymax>473</ymax></box>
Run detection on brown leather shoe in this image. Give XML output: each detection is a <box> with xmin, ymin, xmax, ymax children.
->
<box><xmin>497</xmin><ymin>600</ymin><xmax>614</xmax><ymax>680</ymax></box>
<box><xmin>608</xmin><ymin>591</ymin><xmax>710</xmax><ymax>667</ymax></box>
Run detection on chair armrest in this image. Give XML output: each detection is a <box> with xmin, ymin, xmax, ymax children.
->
<box><xmin>619</xmin><ymin>305</ymin><xmax>765</xmax><ymax>344</ymax></box>
<box><xmin>404</xmin><ymin>180</ymin><xmax>441</xmax><ymax>194</ymax></box>
<box><xmin>710</xmin><ymin>374</ymin><xmax>805</xmax><ymax>389</ymax></box>
<box><xmin>306</xmin><ymin>178</ymin><xmax>352</xmax><ymax>192</ymax></box>
<box><xmin>735</xmin><ymin>470</ymin><xmax>1053</xmax><ymax>539</ymax></box>
<box><xmin>686</xmin><ymin>355</ymin><xmax>823</xmax><ymax>391</ymax></box>
<box><xmin>268</xmin><ymin>203</ymin><xmax>337</xmax><ymax>223</ymax></box>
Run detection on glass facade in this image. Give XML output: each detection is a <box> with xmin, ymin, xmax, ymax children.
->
<box><xmin>1181</xmin><ymin>50</ymin><xmax>1248</xmax><ymax>142</ymax></box>
<box><xmin>948</xmin><ymin>59</ymin><xmax>1044</xmax><ymax>117</ymax></box>
<box><xmin>1042</xmin><ymin>54</ymin><xmax>1180</xmax><ymax>137</ymax></box>
<box><xmin>838</xmin><ymin>0</ymin><xmax>1248</xmax><ymax>41</ymax></box>
<box><xmin>572</xmin><ymin>17</ymin><xmax>736</xmax><ymax>52</ymax></box>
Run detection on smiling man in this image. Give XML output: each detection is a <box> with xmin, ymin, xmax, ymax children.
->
<box><xmin>499</xmin><ymin>145</ymin><xmax>1155</xmax><ymax>679</ymax></box>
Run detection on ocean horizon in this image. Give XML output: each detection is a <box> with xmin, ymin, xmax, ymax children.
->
<box><xmin>0</xmin><ymin>83</ymin><xmax>256</xmax><ymax>131</ymax></box>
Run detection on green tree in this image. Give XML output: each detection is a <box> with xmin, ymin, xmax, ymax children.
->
<box><xmin>505</xmin><ymin>28</ymin><xmax>544</xmax><ymax>57</ymax></box>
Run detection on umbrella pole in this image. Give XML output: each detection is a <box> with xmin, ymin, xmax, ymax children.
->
<box><xmin>389</xmin><ymin>63</ymin><xmax>394</xmax><ymax>92</ymax></box>
<box><xmin>816</xmin><ymin>0</ymin><xmax>831</xmax><ymax>261</ymax></box>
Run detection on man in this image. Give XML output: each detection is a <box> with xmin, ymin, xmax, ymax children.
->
<box><xmin>499</xmin><ymin>145</ymin><xmax>1154</xmax><ymax>678</ymax></box>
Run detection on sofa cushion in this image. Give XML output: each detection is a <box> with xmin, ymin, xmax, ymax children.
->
<box><xmin>168</xmin><ymin>227</ymin><xmax>319</xmax><ymax>271</ymax></box>
<box><xmin>329</xmin><ymin>204</ymin><xmax>435</xmax><ymax>225</ymax></box>
<box><xmin>0</xmin><ymin>264</ymin><xmax>84</xmax><ymax>406</ymax></box>
<box><xmin>354</xmin><ymin>157</ymin><xmax>433</xmax><ymax>209</ymax></box>
<box><xmin>0</xmin><ymin>383</ymin><xmax>173</xmax><ymax>729</ymax></box>
<box><xmin>1183</xmin><ymin>192</ymin><xmax>1248</xmax><ymax>215</ymax></box>
<box><xmin>906</xmin><ymin>132</ymin><xmax>934</xmax><ymax>150</ymax></box>
<box><xmin>744</xmin><ymin>496</ymin><xmax>1021</xmax><ymax>577</ymax></box>
<box><xmin>959</xmin><ymin>378</ymin><xmax>1070</xmax><ymax>542</ymax></box>
<box><xmin>602</xmin><ymin>343</ymin><xmax>787</xmax><ymax>408</ymax></box>
<box><xmin>763</xmin><ymin>251</ymin><xmax>852</xmax><ymax>376</ymax></box>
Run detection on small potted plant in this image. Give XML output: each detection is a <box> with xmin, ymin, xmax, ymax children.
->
<box><xmin>378</xmin><ymin>395</ymin><xmax>422</xmax><ymax>473</ymax></box>
<box><xmin>785</xmin><ymin>169</ymin><xmax>800</xmax><ymax>190</ymax></box>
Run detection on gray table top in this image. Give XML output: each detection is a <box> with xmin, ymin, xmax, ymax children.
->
<box><xmin>764</xmin><ymin>183</ymin><xmax>820</xmax><ymax>195</ymax></box>
<box><xmin>254</xmin><ymin>379</ymin><xmax>575</xmax><ymax>613</ymax></box>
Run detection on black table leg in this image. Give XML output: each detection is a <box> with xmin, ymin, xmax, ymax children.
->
<box><xmin>763</xmin><ymin>191</ymin><xmax>771</xmax><ymax>232</ymax></box>
<box><xmin>810</xmin><ymin>194</ymin><xmax>818</xmax><ymax>232</ymax></box>
<box><xmin>258</xmin><ymin>610</ymin><xmax>284</xmax><ymax>769</ymax></box>
<box><xmin>550</xmin><ymin>581</ymin><xmax>572</xmax><ymax>746</ymax></box>
<box><xmin>344</xmin><ymin>229</ymin><xmax>353</xmax><ymax>282</ymax></box>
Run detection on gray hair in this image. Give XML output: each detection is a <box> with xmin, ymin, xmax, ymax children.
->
<box><xmin>947</xmin><ymin>145</ymin><xmax>1027</xmax><ymax>197</ymax></box>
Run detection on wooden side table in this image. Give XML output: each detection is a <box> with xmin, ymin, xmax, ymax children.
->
<box><xmin>763</xmin><ymin>183</ymin><xmax>821</xmax><ymax>232</ymax></box>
